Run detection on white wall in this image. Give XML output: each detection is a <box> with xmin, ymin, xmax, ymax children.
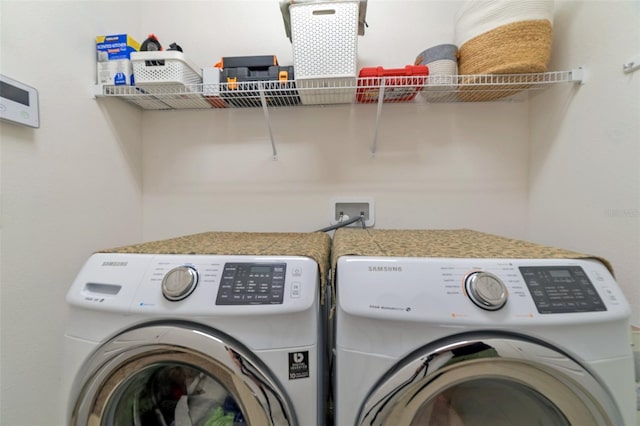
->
<box><xmin>142</xmin><ymin>101</ymin><xmax>529</xmax><ymax>237</ymax></box>
<box><xmin>140</xmin><ymin>1</ymin><xmax>529</xmax><ymax>241</ymax></box>
<box><xmin>529</xmin><ymin>0</ymin><xmax>640</xmax><ymax>324</ymax></box>
<box><xmin>0</xmin><ymin>1</ymin><xmax>638</xmax><ymax>425</ymax></box>
<box><xmin>0</xmin><ymin>2</ymin><xmax>144</xmax><ymax>424</ymax></box>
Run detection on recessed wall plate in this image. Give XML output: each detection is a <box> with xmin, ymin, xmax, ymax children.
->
<box><xmin>330</xmin><ymin>197</ymin><xmax>375</xmax><ymax>227</ymax></box>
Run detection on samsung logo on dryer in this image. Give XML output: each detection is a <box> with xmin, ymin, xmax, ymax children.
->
<box><xmin>368</xmin><ymin>266</ymin><xmax>403</xmax><ymax>272</ymax></box>
<box><xmin>102</xmin><ymin>261</ymin><xmax>128</xmax><ymax>267</ymax></box>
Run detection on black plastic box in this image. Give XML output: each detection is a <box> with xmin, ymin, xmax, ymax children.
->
<box><xmin>220</xmin><ymin>66</ymin><xmax>299</xmax><ymax>107</ymax></box>
<box><xmin>221</xmin><ymin>55</ymin><xmax>278</xmax><ymax>69</ymax></box>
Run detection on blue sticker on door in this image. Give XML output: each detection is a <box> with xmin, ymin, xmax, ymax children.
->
<box><xmin>288</xmin><ymin>351</ymin><xmax>309</xmax><ymax>380</ymax></box>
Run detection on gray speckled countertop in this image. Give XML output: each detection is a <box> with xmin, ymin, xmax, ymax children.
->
<box><xmin>331</xmin><ymin>228</ymin><xmax>614</xmax><ymax>281</ymax></box>
<box><xmin>102</xmin><ymin>231</ymin><xmax>332</xmax><ymax>298</ymax></box>
<box><xmin>331</xmin><ymin>228</ymin><xmax>612</xmax><ymax>268</ymax></box>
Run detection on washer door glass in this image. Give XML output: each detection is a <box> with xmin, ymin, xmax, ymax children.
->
<box><xmin>105</xmin><ymin>362</ymin><xmax>245</xmax><ymax>426</ymax></box>
<box><xmin>410</xmin><ymin>378</ymin><xmax>568</xmax><ymax>426</ymax></box>
<box><xmin>358</xmin><ymin>335</ymin><xmax>623</xmax><ymax>426</ymax></box>
<box><xmin>70</xmin><ymin>324</ymin><xmax>294</xmax><ymax>426</ymax></box>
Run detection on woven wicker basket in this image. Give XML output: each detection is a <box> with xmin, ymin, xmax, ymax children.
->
<box><xmin>459</xmin><ymin>19</ymin><xmax>552</xmax><ymax>75</ymax></box>
<box><xmin>457</xmin><ymin>19</ymin><xmax>552</xmax><ymax>101</ymax></box>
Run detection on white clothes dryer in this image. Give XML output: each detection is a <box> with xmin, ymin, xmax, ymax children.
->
<box><xmin>63</xmin><ymin>232</ymin><xmax>330</xmax><ymax>426</ymax></box>
<box><xmin>332</xmin><ymin>230</ymin><xmax>636</xmax><ymax>426</ymax></box>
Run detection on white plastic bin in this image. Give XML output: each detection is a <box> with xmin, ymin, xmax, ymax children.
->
<box><xmin>130</xmin><ymin>51</ymin><xmax>210</xmax><ymax>109</ymax></box>
<box><xmin>290</xmin><ymin>1</ymin><xmax>359</xmax><ymax>104</ymax></box>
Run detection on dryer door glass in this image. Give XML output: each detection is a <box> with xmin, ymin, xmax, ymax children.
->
<box><xmin>409</xmin><ymin>378</ymin><xmax>568</xmax><ymax>426</ymax></box>
<box><xmin>358</xmin><ymin>336</ymin><xmax>622</xmax><ymax>426</ymax></box>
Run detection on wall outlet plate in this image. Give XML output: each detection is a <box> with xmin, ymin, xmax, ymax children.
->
<box><xmin>330</xmin><ymin>197</ymin><xmax>375</xmax><ymax>227</ymax></box>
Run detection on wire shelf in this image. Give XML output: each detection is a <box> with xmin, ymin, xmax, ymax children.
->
<box><xmin>95</xmin><ymin>69</ymin><xmax>583</xmax><ymax>110</ymax></box>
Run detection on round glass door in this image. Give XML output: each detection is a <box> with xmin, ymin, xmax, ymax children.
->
<box><xmin>103</xmin><ymin>361</ymin><xmax>245</xmax><ymax>425</ymax></box>
<box><xmin>358</xmin><ymin>335</ymin><xmax>622</xmax><ymax>426</ymax></box>
<box><xmin>70</xmin><ymin>324</ymin><xmax>294</xmax><ymax>426</ymax></box>
<box><xmin>409</xmin><ymin>378</ymin><xmax>568</xmax><ymax>426</ymax></box>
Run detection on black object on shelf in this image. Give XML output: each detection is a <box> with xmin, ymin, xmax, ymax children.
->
<box><xmin>141</xmin><ymin>34</ymin><xmax>163</xmax><ymax>66</ymax></box>
<box><xmin>220</xmin><ymin>66</ymin><xmax>299</xmax><ymax>107</ymax></box>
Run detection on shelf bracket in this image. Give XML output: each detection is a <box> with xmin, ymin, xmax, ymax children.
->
<box><xmin>92</xmin><ymin>84</ymin><xmax>104</xmax><ymax>98</ymax></box>
<box><xmin>569</xmin><ymin>67</ymin><xmax>586</xmax><ymax>85</ymax></box>
<box><xmin>370</xmin><ymin>79</ymin><xmax>386</xmax><ymax>157</ymax></box>
<box><xmin>258</xmin><ymin>82</ymin><xmax>278</xmax><ymax>160</ymax></box>
<box><xmin>623</xmin><ymin>55</ymin><xmax>640</xmax><ymax>74</ymax></box>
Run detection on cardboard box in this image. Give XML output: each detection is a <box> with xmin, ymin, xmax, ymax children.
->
<box><xmin>96</xmin><ymin>34</ymin><xmax>139</xmax><ymax>86</ymax></box>
<box><xmin>97</xmin><ymin>60</ymin><xmax>133</xmax><ymax>86</ymax></box>
<box><xmin>96</xmin><ymin>34</ymin><xmax>139</xmax><ymax>61</ymax></box>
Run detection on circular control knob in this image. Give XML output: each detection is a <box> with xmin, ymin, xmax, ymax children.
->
<box><xmin>162</xmin><ymin>266</ymin><xmax>198</xmax><ymax>301</ymax></box>
<box><xmin>464</xmin><ymin>271</ymin><xmax>508</xmax><ymax>311</ymax></box>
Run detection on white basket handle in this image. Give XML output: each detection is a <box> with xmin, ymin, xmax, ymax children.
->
<box><xmin>312</xmin><ymin>8</ymin><xmax>336</xmax><ymax>15</ymax></box>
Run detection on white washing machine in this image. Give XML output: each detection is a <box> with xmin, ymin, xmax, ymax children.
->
<box><xmin>334</xmin><ymin>256</ymin><xmax>636</xmax><ymax>426</ymax></box>
<box><xmin>63</xmin><ymin>251</ymin><xmax>327</xmax><ymax>426</ymax></box>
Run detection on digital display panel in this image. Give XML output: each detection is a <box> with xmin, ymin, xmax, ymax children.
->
<box><xmin>250</xmin><ymin>266</ymin><xmax>272</xmax><ymax>274</ymax></box>
<box><xmin>549</xmin><ymin>270</ymin><xmax>571</xmax><ymax>278</ymax></box>
<box><xmin>519</xmin><ymin>266</ymin><xmax>606</xmax><ymax>314</ymax></box>
<box><xmin>0</xmin><ymin>80</ymin><xmax>29</xmax><ymax>106</ymax></box>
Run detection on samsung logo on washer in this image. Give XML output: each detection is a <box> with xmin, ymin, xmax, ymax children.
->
<box><xmin>368</xmin><ymin>266</ymin><xmax>403</xmax><ymax>272</ymax></box>
<box><xmin>102</xmin><ymin>261</ymin><xmax>128</xmax><ymax>267</ymax></box>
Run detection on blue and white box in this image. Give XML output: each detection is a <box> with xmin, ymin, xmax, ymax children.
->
<box><xmin>96</xmin><ymin>34</ymin><xmax>140</xmax><ymax>86</ymax></box>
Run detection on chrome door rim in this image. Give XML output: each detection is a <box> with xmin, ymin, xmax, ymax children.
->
<box><xmin>357</xmin><ymin>333</ymin><xmax>621</xmax><ymax>426</ymax></box>
<box><xmin>70</xmin><ymin>322</ymin><xmax>295</xmax><ymax>426</ymax></box>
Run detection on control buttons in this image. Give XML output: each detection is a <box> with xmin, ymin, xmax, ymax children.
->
<box><xmin>603</xmin><ymin>287</ymin><xmax>618</xmax><ymax>303</ymax></box>
<box><xmin>216</xmin><ymin>263</ymin><xmax>286</xmax><ymax>305</ymax></box>
<box><xmin>291</xmin><ymin>282</ymin><xmax>301</xmax><ymax>298</ymax></box>
<box><xmin>162</xmin><ymin>265</ymin><xmax>198</xmax><ymax>301</ymax></box>
<box><xmin>465</xmin><ymin>271</ymin><xmax>508</xmax><ymax>311</ymax></box>
<box><xmin>519</xmin><ymin>266</ymin><xmax>607</xmax><ymax>314</ymax></box>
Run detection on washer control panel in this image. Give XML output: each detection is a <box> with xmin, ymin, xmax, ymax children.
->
<box><xmin>66</xmin><ymin>254</ymin><xmax>318</xmax><ymax>314</ymax></box>
<box><xmin>216</xmin><ymin>263</ymin><xmax>286</xmax><ymax>305</ymax></box>
<box><xmin>162</xmin><ymin>265</ymin><xmax>199</xmax><ymax>301</ymax></box>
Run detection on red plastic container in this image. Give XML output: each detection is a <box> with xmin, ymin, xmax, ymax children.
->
<box><xmin>357</xmin><ymin>65</ymin><xmax>429</xmax><ymax>103</ymax></box>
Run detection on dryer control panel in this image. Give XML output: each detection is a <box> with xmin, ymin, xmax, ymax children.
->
<box><xmin>519</xmin><ymin>266</ymin><xmax>606</xmax><ymax>314</ymax></box>
<box><xmin>336</xmin><ymin>257</ymin><xmax>630</xmax><ymax>325</ymax></box>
